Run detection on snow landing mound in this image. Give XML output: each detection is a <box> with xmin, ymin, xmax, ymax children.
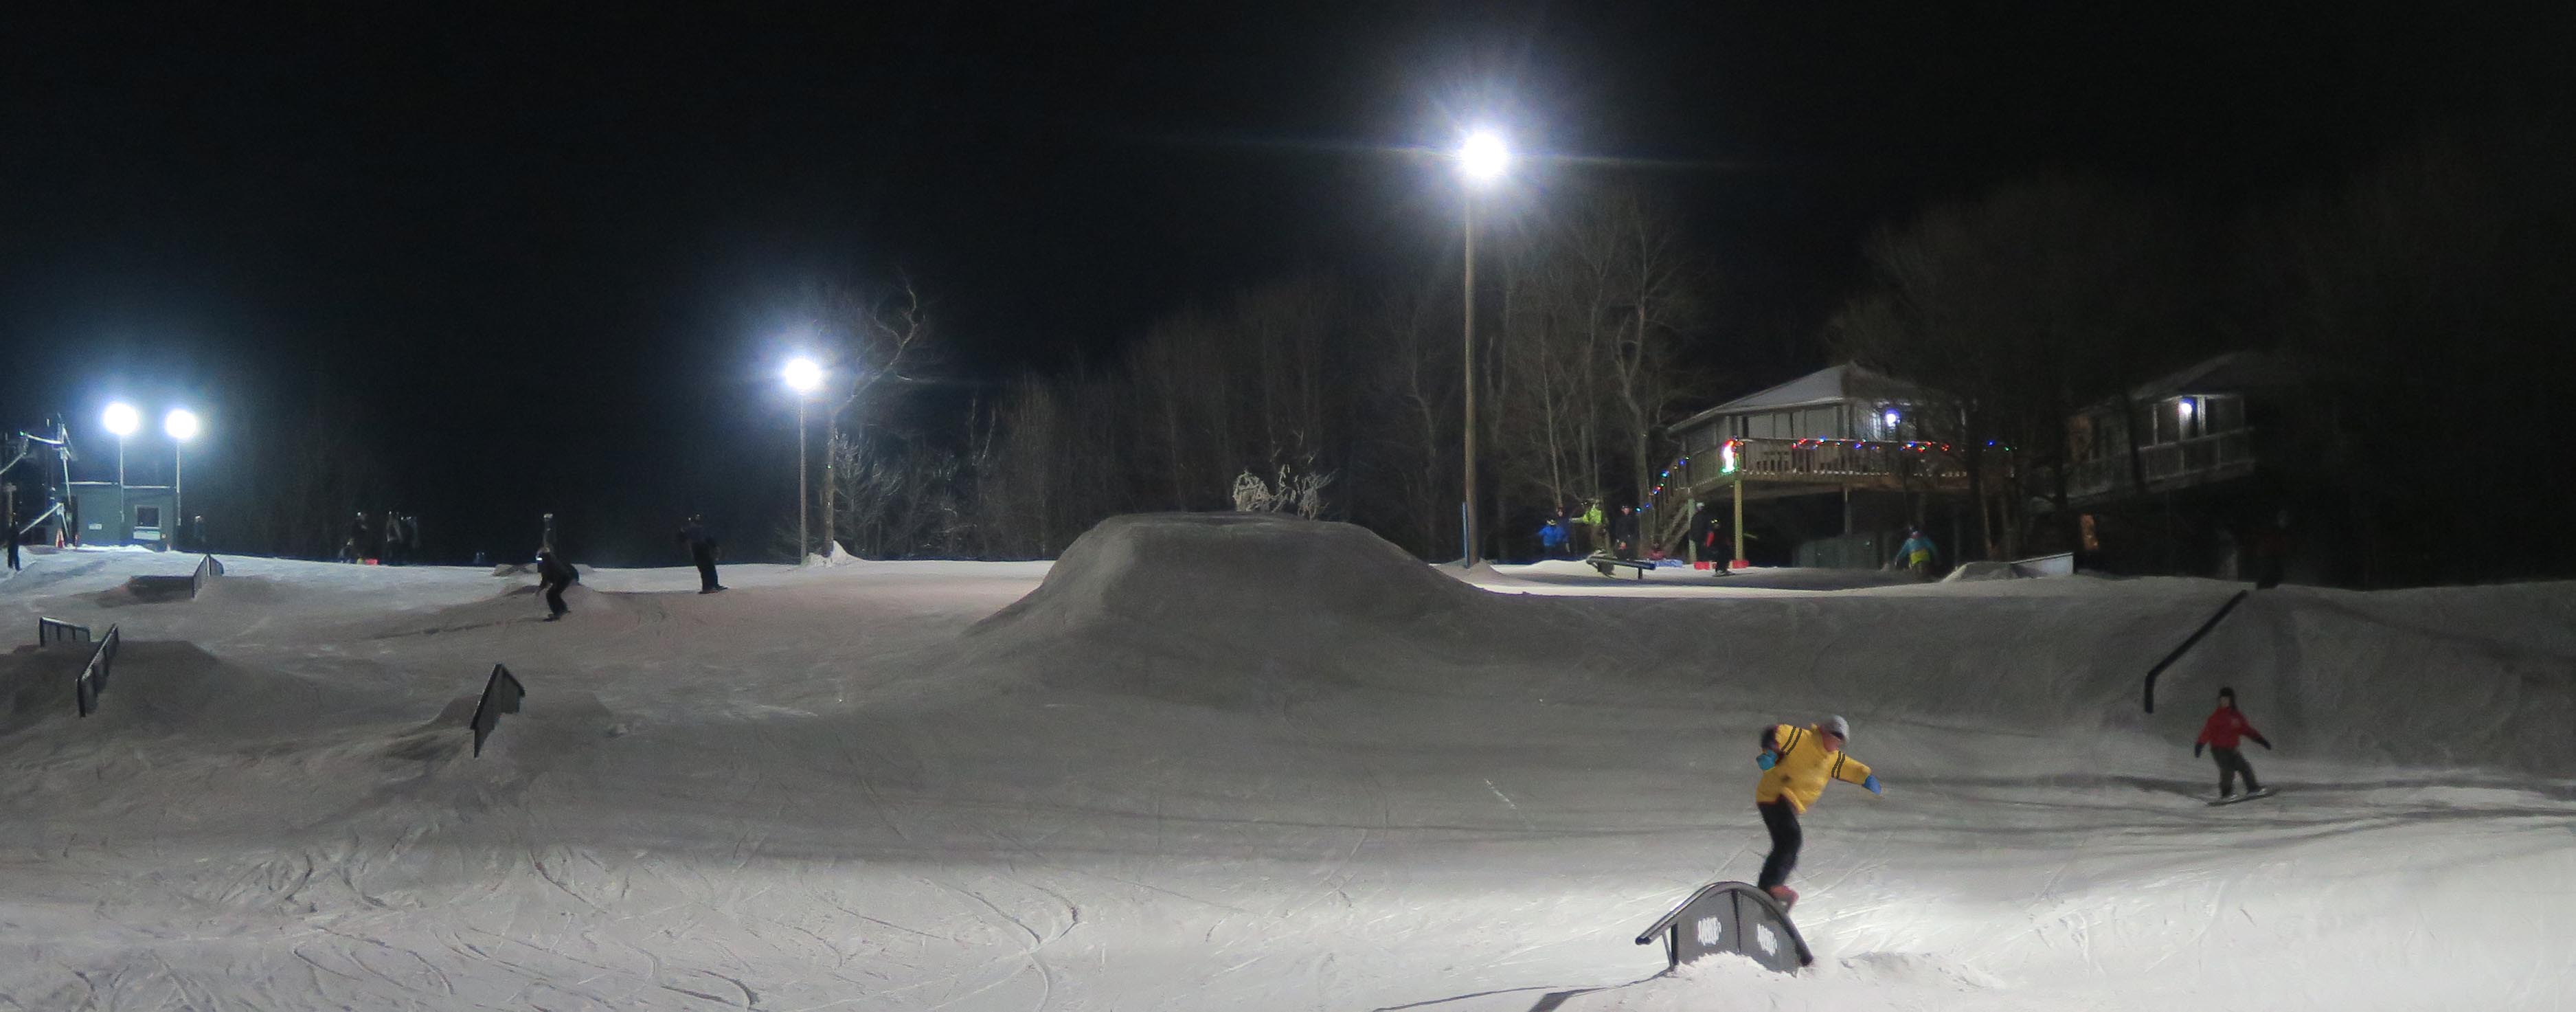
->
<box><xmin>977</xmin><ymin>513</ymin><xmax>1482</xmax><ymax>635</ymax></box>
<box><xmin>966</xmin><ymin>514</ymin><xmax>1497</xmax><ymax>701</ymax></box>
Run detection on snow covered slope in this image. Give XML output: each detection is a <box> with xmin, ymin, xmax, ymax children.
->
<box><xmin>1</xmin><ymin>523</ymin><xmax>2570</xmax><ymax>1011</ymax></box>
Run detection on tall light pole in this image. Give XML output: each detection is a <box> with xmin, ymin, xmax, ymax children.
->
<box><xmin>1456</xmin><ymin>128</ymin><xmax>1510</xmax><ymax>566</ymax></box>
<box><xmin>782</xmin><ymin>356</ymin><xmax>824</xmax><ymax>565</ymax></box>
<box><xmin>164</xmin><ymin>409</ymin><xmax>200</xmax><ymax>549</ymax></box>
<box><xmin>102</xmin><ymin>402</ymin><xmax>140</xmax><ymax>488</ymax></box>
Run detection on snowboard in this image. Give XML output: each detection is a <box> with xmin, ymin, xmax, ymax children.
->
<box><xmin>2206</xmin><ymin>787</ymin><xmax>2276</xmax><ymax>806</ymax></box>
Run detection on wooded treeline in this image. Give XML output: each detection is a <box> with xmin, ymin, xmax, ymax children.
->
<box><xmin>828</xmin><ymin>128</ymin><xmax>2575</xmax><ymax>585</ymax></box>
<box><xmin>932</xmin><ymin>185</ymin><xmax>1715</xmax><ymax>561</ymax></box>
<box><xmin>183</xmin><ymin>128</ymin><xmax>2571</xmax><ymax>586</ymax></box>
<box><xmin>1829</xmin><ymin>128</ymin><xmax>2576</xmax><ymax>583</ymax></box>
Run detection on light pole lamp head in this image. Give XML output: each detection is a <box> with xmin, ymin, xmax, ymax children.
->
<box><xmin>102</xmin><ymin>402</ymin><xmax>141</xmax><ymax>438</ymax></box>
<box><xmin>165</xmin><ymin>408</ymin><xmax>201</xmax><ymax>442</ymax></box>
<box><xmin>1458</xmin><ymin>128</ymin><xmax>1511</xmax><ymax>188</ymax></box>
<box><xmin>782</xmin><ymin>357</ymin><xmax>825</xmax><ymax>396</ymax></box>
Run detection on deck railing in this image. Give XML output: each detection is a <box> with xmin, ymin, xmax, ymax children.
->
<box><xmin>2062</xmin><ymin>429</ymin><xmax>2255</xmax><ymax>503</ymax></box>
<box><xmin>1722</xmin><ymin>437</ymin><xmax>1971</xmax><ymax>483</ymax></box>
<box><xmin>1644</xmin><ymin>437</ymin><xmax>1985</xmax><ymax>556</ymax></box>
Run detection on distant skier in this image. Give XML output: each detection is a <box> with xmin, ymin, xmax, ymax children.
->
<box><xmin>382</xmin><ymin>512</ymin><xmax>405</xmax><ymax>565</ymax></box>
<box><xmin>535</xmin><ymin>547</ymin><xmax>578</xmax><ymax>620</ymax></box>
<box><xmin>341</xmin><ymin>510</ymin><xmax>370</xmax><ymax>563</ymax></box>
<box><xmin>1752</xmin><ymin>715</ymin><xmax>1883</xmax><ymax>908</ymax></box>
<box><xmin>1613</xmin><ymin>505</ymin><xmax>1640</xmax><ymax>560</ymax></box>
<box><xmin>2194</xmin><ymin>686</ymin><xmax>2272</xmax><ymax>800</ymax></box>
<box><xmin>1538</xmin><ymin>515</ymin><xmax>1568</xmax><ymax>557</ymax></box>
<box><xmin>1895</xmin><ymin>528</ymin><xmax>1938</xmax><ymax>579</ymax></box>
<box><xmin>679</xmin><ymin>514</ymin><xmax>725</xmax><ymax>594</ymax></box>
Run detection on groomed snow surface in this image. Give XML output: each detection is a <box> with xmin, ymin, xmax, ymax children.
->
<box><xmin>4</xmin><ymin>514</ymin><xmax>2572</xmax><ymax>1011</ymax></box>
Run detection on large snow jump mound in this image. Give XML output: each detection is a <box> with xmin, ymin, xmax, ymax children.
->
<box><xmin>978</xmin><ymin>513</ymin><xmax>1484</xmax><ymax>636</ymax></box>
<box><xmin>966</xmin><ymin>515</ymin><xmax>1506</xmax><ymax>701</ymax></box>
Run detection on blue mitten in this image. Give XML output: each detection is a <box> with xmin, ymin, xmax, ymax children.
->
<box><xmin>1863</xmin><ymin>774</ymin><xmax>1884</xmax><ymax>795</ymax></box>
<box><xmin>1756</xmin><ymin>752</ymin><xmax>1776</xmax><ymax>771</ymax></box>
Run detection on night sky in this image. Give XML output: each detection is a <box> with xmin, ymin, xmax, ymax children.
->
<box><xmin>6</xmin><ymin>3</ymin><xmax>2562</xmax><ymax>563</ymax></box>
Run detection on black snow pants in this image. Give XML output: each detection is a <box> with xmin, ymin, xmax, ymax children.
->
<box><xmin>2212</xmin><ymin>746</ymin><xmax>2261</xmax><ymax>796</ymax></box>
<box><xmin>692</xmin><ymin>548</ymin><xmax>720</xmax><ymax>592</ymax></box>
<box><xmin>543</xmin><ymin>581</ymin><xmax>568</xmax><ymax>617</ymax></box>
<box><xmin>1756</xmin><ymin>800</ymin><xmax>1802</xmax><ymax>890</ymax></box>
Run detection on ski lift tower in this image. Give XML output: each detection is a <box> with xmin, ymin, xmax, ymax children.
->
<box><xmin>5</xmin><ymin>416</ymin><xmax>77</xmax><ymax>548</ymax></box>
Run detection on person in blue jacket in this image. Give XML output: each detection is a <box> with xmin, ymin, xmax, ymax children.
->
<box><xmin>1895</xmin><ymin>528</ymin><xmax>1938</xmax><ymax>579</ymax></box>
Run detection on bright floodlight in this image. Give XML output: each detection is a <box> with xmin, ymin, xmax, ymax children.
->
<box><xmin>165</xmin><ymin>408</ymin><xmax>201</xmax><ymax>442</ymax></box>
<box><xmin>102</xmin><ymin>402</ymin><xmax>141</xmax><ymax>437</ymax></box>
<box><xmin>782</xmin><ymin>356</ymin><xmax>824</xmax><ymax>394</ymax></box>
<box><xmin>1458</xmin><ymin>129</ymin><xmax>1510</xmax><ymax>185</ymax></box>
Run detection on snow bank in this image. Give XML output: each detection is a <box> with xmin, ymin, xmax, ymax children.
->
<box><xmin>4</xmin><ymin>532</ymin><xmax>2573</xmax><ymax>1011</ymax></box>
<box><xmin>967</xmin><ymin>513</ymin><xmax>1499</xmax><ymax>701</ymax></box>
<box><xmin>970</xmin><ymin>515</ymin><xmax>2576</xmax><ymax>773</ymax></box>
<box><xmin>0</xmin><ymin>640</ymin><xmax>396</xmax><ymax>739</ymax></box>
<box><xmin>983</xmin><ymin>513</ymin><xmax>1483</xmax><ymax>633</ymax></box>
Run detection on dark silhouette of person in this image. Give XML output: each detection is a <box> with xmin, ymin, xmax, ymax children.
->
<box><xmin>679</xmin><ymin>515</ymin><xmax>725</xmax><ymax>593</ymax></box>
<box><xmin>382</xmin><ymin>512</ymin><xmax>405</xmax><ymax>566</ymax></box>
<box><xmin>344</xmin><ymin>511</ymin><xmax>372</xmax><ymax>563</ymax></box>
<box><xmin>535</xmin><ymin>547</ymin><xmax>578</xmax><ymax>620</ymax></box>
<box><xmin>1612</xmin><ymin>505</ymin><xmax>1641</xmax><ymax>560</ymax></box>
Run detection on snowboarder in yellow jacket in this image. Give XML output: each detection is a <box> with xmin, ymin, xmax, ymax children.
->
<box><xmin>1752</xmin><ymin>715</ymin><xmax>1882</xmax><ymax>906</ymax></box>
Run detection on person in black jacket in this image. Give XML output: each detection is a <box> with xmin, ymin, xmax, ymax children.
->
<box><xmin>535</xmin><ymin>547</ymin><xmax>578</xmax><ymax>620</ymax></box>
<box><xmin>1612</xmin><ymin>504</ymin><xmax>1641</xmax><ymax>561</ymax></box>
<box><xmin>678</xmin><ymin>515</ymin><xmax>725</xmax><ymax>593</ymax></box>
<box><xmin>342</xmin><ymin>510</ymin><xmax>371</xmax><ymax>563</ymax></box>
<box><xmin>381</xmin><ymin>512</ymin><xmax>405</xmax><ymax>566</ymax></box>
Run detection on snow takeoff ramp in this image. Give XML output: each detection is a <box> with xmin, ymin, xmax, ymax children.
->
<box><xmin>1635</xmin><ymin>880</ymin><xmax>1814</xmax><ymax>974</ymax></box>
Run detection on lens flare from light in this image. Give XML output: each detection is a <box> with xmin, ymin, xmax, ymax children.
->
<box><xmin>103</xmin><ymin>402</ymin><xmax>141</xmax><ymax>437</ymax></box>
<box><xmin>782</xmin><ymin>357</ymin><xmax>824</xmax><ymax>394</ymax></box>
<box><xmin>1458</xmin><ymin>129</ymin><xmax>1510</xmax><ymax>186</ymax></box>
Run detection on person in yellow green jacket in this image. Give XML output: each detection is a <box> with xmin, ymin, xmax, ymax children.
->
<box><xmin>1752</xmin><ymin>715</ymin><xmax>1883</xmax><ymax>907</ymax></box>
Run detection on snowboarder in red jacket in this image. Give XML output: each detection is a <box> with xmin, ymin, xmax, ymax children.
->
<box><xmin>2194</xmin><ymin>686</ymin><xmax>2272</xmax><ymax>799</ymax></box>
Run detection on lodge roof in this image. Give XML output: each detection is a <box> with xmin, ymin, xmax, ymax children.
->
<box><xmin>1670</xmin><ymin>363</ymin><xmax>1941</xmax><ymax>432</ymax></box>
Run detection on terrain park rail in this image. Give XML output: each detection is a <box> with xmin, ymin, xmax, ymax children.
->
<box><xmin>76</xmin><ymin>625</ymin><xmax>122</xmax><ymax>717</ymax></box>
<box><xmin>1635</xmin><ymin>879</ymin><xmax>1812</xmax><ymax>974</ymax></box>
<box><xmin>2142</xmin><ymin>589</ymin><xmax>2250</xmax><ymax>713</ymax></box>
<box><xmin>37</xmin><ymin>617</ymin><xmax>91</xmax><ymax>647</ymax></box>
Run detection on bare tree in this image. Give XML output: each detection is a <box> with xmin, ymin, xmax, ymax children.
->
<box><xmin>1482</xmin><ymin>185</ymin><xmax>1711</xmax><ymax>554</ymax></box>
<box><xmin>1830</xmin><ymin>175</ymin><xmax>2216</xmax><ymax>558</ymax></box>
<box><xmin>803</xmin><ymin>274</ymin><xmax>932</xmax><ymax>556</ymax></box>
